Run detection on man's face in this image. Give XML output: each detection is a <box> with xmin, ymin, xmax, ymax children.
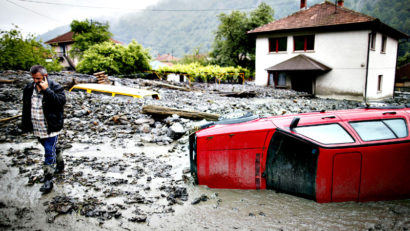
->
<box><xmin>32</xmin><ymin>72</ymin><xmax>45</xmax><ymax>84</ymax></box>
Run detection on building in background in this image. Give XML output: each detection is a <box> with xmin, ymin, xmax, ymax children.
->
<box><xmin>248</xmin><ymin>0</ymin><xmax>408</xmax><ymax>101</ymax></box>
<box><xmin>45</xmin><ymin>31</ymin><xmax>122</xmax><ymax>71</ymax></box>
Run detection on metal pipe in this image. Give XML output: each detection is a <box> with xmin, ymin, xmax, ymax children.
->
<box><xmin>364</xmin><ymin>32</ymin><xmax>371</xmax><ymax>106</ymax></box>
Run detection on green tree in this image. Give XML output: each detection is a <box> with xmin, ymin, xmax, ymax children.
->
<box><xmin>179</xmin><ymin>46</ymin><xmax>210</xmax><ymax>65</ymax></box>
<box><xmin>76</xmin><ymin>40</ymin><xmax>151</xmax><ymax>75</ymax></box>
<box><xmin>210</xmin><ymin>2</ymin><xmax>274</xmax><ymax>70</ymax></box>
<box><xmin>70</xmin><ymin>19</ymin><xmax>112</xmax><ymax>58</ymax></box>
<box><xmin>0</xmin><ymin>26</ymin><xmax>61</xmax><ymax>71</ymax></box>
<box><xmin>361</xmin><ymin>0</ymin><xmax>410</xmax><ymax>59</ymax></box>
<box><xmin>397</xmin><ymin>52</ymin><xmax>410</xmax><ymax>68</ymax></box>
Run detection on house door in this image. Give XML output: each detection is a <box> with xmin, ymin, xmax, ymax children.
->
<box><xmin>290</xmin><ymin>72</ymin><xmax>313</xmax><ymax>94</ymax></box>
<box><xmin>60</xmin><ymin>45</ymin><xmax>66</xmax><ymax>56</ymax></box>
<box><xmin>268</xmin><ymin>72</ymin><xmax>274</xmax><ymax>86</ymax></box>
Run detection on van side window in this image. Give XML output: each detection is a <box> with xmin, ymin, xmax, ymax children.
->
<box><xmin>294</xmin><ymin>123</ymin><xmax>354</xmax><ymax>144</ymax></box>
<box><xmin>350</xmin><ymin>119</ymin><xmax>408</xmax><ymax>141</ymax></box>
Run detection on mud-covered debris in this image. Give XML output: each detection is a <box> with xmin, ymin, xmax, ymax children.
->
<box><xmin>167</xmin><ymin>122</ymin><xmax>186</xmax><ymax>140</ymax></box>
<box><xmin>46</xmin><ymin>195</ymin><xmax>78</xmax><ymax>215</ymax></box>
<box><xmin>165</xmin><ymin>186</ymin><xmax>188</xmax><ymax>205</ymax></box>
<box><xmin>128</xmin><ymin>215</ymin><xmax>147</xmax><ymax>223</ymax></box>
<box><xmin>191</xmin><ymin>194</ymin><xmax>209</xmax><ymax>205</ymax></box>
<box><xmin>124</xmin><ymin>194</ymin><xmax>153</xmax><ymax>204</ymax></box>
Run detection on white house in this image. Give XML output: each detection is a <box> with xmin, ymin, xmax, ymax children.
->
<box><xmin>248</xmin><ymin>0</ymin><xmax>408</xmax><ymax>101</ymax></box>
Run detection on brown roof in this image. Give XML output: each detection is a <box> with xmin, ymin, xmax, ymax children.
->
<box><xmin>265</xmin><ymin>54</ymin><xmax>331</xmax><ymax>72</ymax></box>
<box><xmin>45</xmin><ymin>31</ymin><xmax>123</xmax><ymax>45</ymax></box>
<box><xmin>45</xmin><ymin>31</ymin><xmax>74</xmax><ymax>44</ymax></box>
<box><xmin>248</xmin><ymin>1</ymin><xmax>407</xmax><ymax>39</ymax></box>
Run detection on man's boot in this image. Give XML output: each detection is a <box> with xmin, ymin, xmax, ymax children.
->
<box><xmin>40</xmin><ymin>165</ymin><xmax>53</xmax><ymax>194</ymax></box>
<box><xmin>55</xmin><ymin>161</ymin><xmax>64</xmax><ymax>174</ymax></box>
<box><xmin>54</xmin><ymin>148</ymin><xmax>64</xmax><ymax>174</ymax></box>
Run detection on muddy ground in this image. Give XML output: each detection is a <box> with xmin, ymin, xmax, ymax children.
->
<box><xmin>0</xmin><ymin>70</ymin><xmax>409</xmax><ymax>230</ymax></box>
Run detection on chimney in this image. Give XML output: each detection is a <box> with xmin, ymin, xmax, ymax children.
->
<box><xmin>300</xmin><ymin>0</ymin><xmax>306</xmax><ymax>9</ymax></box>
<box><xmin>337</xmin><ymin>0</ymin><xmax>344</xmax><ymax>7</ymax></box>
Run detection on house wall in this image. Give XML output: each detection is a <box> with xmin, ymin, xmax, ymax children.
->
<box><xmin>254</xmin><ymin>30</ymin><xmax>398</xmax><ymax>101</ymax></box>
<box><xmin>366</xmin><ymin>34</ymin><xmax>398</xmax><ymax>100</ymax></box>
<box><xmin>50</xmin><ymin>43</ymin><xmax>79</xmax><ymax>68</ymax></box>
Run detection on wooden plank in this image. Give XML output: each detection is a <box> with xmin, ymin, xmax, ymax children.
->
<box><xmin>0</xmin><ymin>79</ymin><xmax>14</xmax><ymax>84</ymax></box>
<box><xmin>142</xmin><ymin>105</ymin><xmax>219</xmax><ymax>121</ymax></box>
<box><xmin>142</xmin><ymin>81</ymin><xmax>192</xmax><ymax>92</ymax></box>
<box><xmin>0</xmin><ymin>114</ymin><xmax>22</xmax><ymax>123</ymax></box>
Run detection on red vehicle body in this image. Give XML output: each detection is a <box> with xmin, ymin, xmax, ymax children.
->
<box><xmin>189</xmin><ymin>107</ymin><xmax>410</xmax><ymax>203</ymax></box>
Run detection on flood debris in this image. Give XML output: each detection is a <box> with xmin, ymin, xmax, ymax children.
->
<box><xmin>191</xmin><ymin>194</ymin><xmax>209</xmax><ymax>205</ymax></box>
<box><xmin>0</xmin><ymin>70</ymin><xmax>409</xmax><ymax>230</ymax></box>
<box><xmin>140</xmin><ymin>80</ymin><xmax>192</xmax><ymax>92</ymax></box>
<box><xmin>142</xmin><ymin>105</ymin><xmax>220</xmax><ymax>121</ymax></box>
<box><xmin>218</xmin><ymin>90</ymin><xmax>257</xmax><ymax>98</ymax></box>
<box><xmin>93</xmin><ymin>71</ymin><xmax>111</xmax><ymax>85</ymax></box>
<box><xmin>0</xmin><ymin>114</ymin><xmax>21</xmax><ymax>124</ymax></box>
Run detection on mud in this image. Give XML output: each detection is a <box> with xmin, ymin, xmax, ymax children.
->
<box><xmin>0</xmin><ymin>70</ymin><xmax>409</xmax><ymax>230</ymax></box>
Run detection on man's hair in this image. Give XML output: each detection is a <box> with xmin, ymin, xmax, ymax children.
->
<box><xmin>30</xmin><ymin>65</ymin><xmax>47</xmax><ymax>75</ymax></box>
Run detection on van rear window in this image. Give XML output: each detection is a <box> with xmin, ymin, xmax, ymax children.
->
<box><xmin>294</xmin><ymin>123</ymin><xmax>354</xmax><ymax>144</ymax></box>
<box><xmin>350</xmin><ymin>119</ymin><xmax>408</xmax><ymax>141</ymax></box>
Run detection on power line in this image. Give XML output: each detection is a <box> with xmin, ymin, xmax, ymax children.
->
<box><xmin>14</xmin><ymin>0</ymin><xmax>256</xmax><ymax>12</ymax></box>
<box><xmin>6</xmin><ymin>0</ymin><xmax>62</xmax><ymax>22</ymax></box>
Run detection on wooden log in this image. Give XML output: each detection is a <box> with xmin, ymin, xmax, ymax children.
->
<box><xmin>93</xmin><ymin>71</ymin><xmax>105</xmax><ymax>76</ymax></box>
<box><xmin>142</xmin><ymin>80</ymin><xmax>192</xmax><ymax>92</ymax></box>
<box><xmin>142</xmin><ymin>105</ymin><xmax>219</xmax><ymax>121</ymax></box>
<box><xmin>0</xmin><ymin>79</ymin><xmax>14</xmax><ymax>84</ymax></box>
<box><xmin>0</xmin><ymin>114</ymin><xmax>22</xmax><ymax>123</ymax></box>
<box><xmin>219</xmin><ymin>91</ymin><xmax>257</xmax><ymax>98</ymax></box>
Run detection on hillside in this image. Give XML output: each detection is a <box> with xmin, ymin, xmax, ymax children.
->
<box><xmin>38</xmin><ymin>0</ymin><xmax>407</xmax><ymax>58</ymax></box>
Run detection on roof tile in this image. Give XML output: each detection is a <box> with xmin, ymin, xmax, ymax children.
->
<box><xmin>249</xmin><ymin>1</ymin><xmax>375</xmax><ymax>34</ymax></box>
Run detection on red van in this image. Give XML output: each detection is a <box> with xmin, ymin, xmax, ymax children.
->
<box><xmin>189</xmin><ymin>106</ymin><xmax>410</xmax><ymax>203</ymax></box>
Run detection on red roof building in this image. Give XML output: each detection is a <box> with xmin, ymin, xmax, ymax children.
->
<box><xmin>155</xmin><ymin>54</ymin><xmax>180</xmax><ymax>62</ymax></box>
<box><xmin>248</xmin><ymin>0</ymin><xmax>408</xmax><ymax>101</ymax></box>
<box><xmin>45</xmin><ymin>31</ymin><xmax>122</xmax><ymax>70</ymax></box>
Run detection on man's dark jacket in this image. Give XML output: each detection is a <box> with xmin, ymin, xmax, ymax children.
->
<box><xmin>22</xmin><ymin>79</ymin><xmax>66</xmax><ymax>134</ymax></box>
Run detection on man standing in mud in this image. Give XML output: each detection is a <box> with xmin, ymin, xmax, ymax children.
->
<box><xmin>21</xmin><ymin>65</ymin><xmax>66</xmax><ymax>194</ymax></box>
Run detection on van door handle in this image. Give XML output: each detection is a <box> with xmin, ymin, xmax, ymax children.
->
<box><xmin>321</xmin><ymin>116</ymin><xmax>336</xmax><ymax>119</ymax></box>
<box><xmin>383</xmin><ymin>111</ymin><xmax>396</xmax><ymax>115</ymax></box>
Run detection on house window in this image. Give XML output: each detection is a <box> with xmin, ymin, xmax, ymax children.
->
<box><xmin>377</xmin><ymin>75</ymin><xmax>383</xmax><ymax>92</ymax></box>
<box><xmin>269</xmin><ymin>37</ymin><xmax>287</xmax><ymax>53</ymax></box>
<box><xmin>370</xmin><ymin>32</ymin><xmax>376</xmax><ymax>50</ymax></box>
<box><xmin>294</xmin><ymin>35</ymin><xmax>314</xmax><ymax>51</ymax></box>
<box><xmin>381</xmin><ymin>35</ymin><xmax>387</xmax><ymax>53</ymax></box>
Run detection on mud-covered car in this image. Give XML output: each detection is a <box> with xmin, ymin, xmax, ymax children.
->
<box><xmin>189</xmin><ymin>106</ymin><xmax>410</xmax><ymax>203</ymax></box>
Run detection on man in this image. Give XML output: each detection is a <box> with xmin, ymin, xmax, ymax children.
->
<box><xmin>22</xmin><ymin>65</ymin><xmax>66</xmax><ymax>194</ymax></box>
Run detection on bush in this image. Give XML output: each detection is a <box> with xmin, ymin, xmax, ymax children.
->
<box><xmin>76</xmin><ymin>40</ymin><xmax>151</xmax><ymax>75</ymax></box>
<box><xmin>156</xmin><ymin>63</ymin><xmax>251</xmax><ymax>83</ymax></box>
<box><xmin>0</xmin><ymin>26</ymin><xmax>62</xmax><ymax>71</ymax></box>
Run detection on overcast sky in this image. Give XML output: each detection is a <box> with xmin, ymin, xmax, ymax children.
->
<box><xmin>0</xmin><ymin>0</ymin><xmax>161</xmax><ymax>37</ymax></box>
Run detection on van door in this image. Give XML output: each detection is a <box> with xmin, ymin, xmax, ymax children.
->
<box><xmin>332</xmin><ymin>152</ymin><xmax>361</xmax><ymax>202</ymax></box>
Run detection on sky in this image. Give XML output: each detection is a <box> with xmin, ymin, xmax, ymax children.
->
<box><xmin>0</xmin><ymin>0</ymin><xmax>161</xmax><ymax>37</ymax></box>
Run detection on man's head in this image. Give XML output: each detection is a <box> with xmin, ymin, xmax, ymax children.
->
<box><xmin>30</xmin><ymin>65</ymin><xmax>48</xmax><ymax>84</ymax></box>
